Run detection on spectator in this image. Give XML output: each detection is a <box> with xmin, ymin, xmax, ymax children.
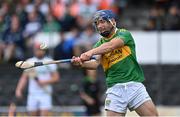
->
<box><xmin>0</xmin><ymin>13</ymin><xmax>6</xmax><ymax>35</ymax></box>
<box><xmin>15</xmin><ymin>42</ymin><xmax>60</xmax><ymax>116</ymax></box>
<box><xmin>24</xmin><ymin>1</ymin><xmax>46</xmax><ymax>23</ymax></box>
<box><xmin>164</xmin><ymin>5</ymin><xmax>180</xmax><ymax>30</ymax></box>
<box><xmin>43</xmin><ymin>13</ymin><xmax>61</xmax><ymax>32</ymax></box>
<box><xmin>74</xmin><ymin>25</ymin><xmax>99</xmax><ymax>56</ymax></box>
<box><xmin>0</xmin><ymin>13</ymin><xmax>6</xmax><ymax>61</ymax></box>
<box><xmin>80</xmin><ymin>69</ymin><xmax>101</xmax><ymax>116</ymax></box>
<box><xmin>69</xmin><ymin>0</ymin><xmax>80</xmax><ymax>17</ymax></box>
<box><xmin>54</xmin><ymin>28</ymin><xmax>78</xmax><ymax>60</ymax></box>
<box><xmin>58</xmin><ymin>7</ymin><xmax>77</xmax><ymax>32</ymax></box>
<box><xmin>2</xmin><ymin>14</ymin><xmax>25</xmax><ymax>62</ymax></box>
<box><xmin>146</xmin><ymin>7</ymin><xmax>166</xmax><ymax>30</ymax></box>
<box><xmin>50</xmin><ymin>0</ymin><xmax>66</xmax><ymax>20</ymax></box>
<box><xmin>23</xmin><ymin>9</ymin><xmax>42</xmax><ymax>48</ymax></box>
<box><xmin>15</xmin><ymin>2</ymin><xmax>28</xmax><ymax>30</ymax></box>
<box><xmin>144</xmin><ymin>19</ymin><xmax>157</xmax><ymax>31</ymax></box>
<box><xmin>79</xmin><ymin>0</ymin><xmax>97</xmax><ymax>24</ymax></box>
<box><xmin>34</xmin><ymin>0</ymin><xmax>50</xmax><ymax>16</ymax></box>
<box><xmin>98</xmin><ymin>0</ymin><xmax>112</xmax><ymax>10</ymax></box>
<box><xmin>0</xmin><ymin>2</ymin><xmax>11</xmax><ymax>30</ymax></box>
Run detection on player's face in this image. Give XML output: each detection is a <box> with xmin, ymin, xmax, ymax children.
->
<box><xmin>34</xmin><ymin>49</ymin><xmax>45</xmax><ymax>59</ymax></box>
<box><xmin>95</xmin><ymin>19</ymin><xmax>114</xmax><ymax>37</ymax></box>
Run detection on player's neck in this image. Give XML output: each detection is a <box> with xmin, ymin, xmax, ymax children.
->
<box><xmin>35</xmin><ymin>56</ymin><xmax>45</xmax><ymax>60</ymax></box>
<box><xmin>104</xmin><ymin>28</ymin><xmax>118</xmax><ymax>40</ymax></box>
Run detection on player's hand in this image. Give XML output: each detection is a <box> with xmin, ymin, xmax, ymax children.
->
<box><xmin>15</xmin><ymin>90</ymin><xmax>23</xmax><ymax>99</ymax></box>
<box><xmin>86</xmin><ymin>98</ymin><xmax>95</xmax><ymax>105</ymax></box>
<box><xmin>71</xmin><ymin>56</ymin><xmax>83</xmax><ymax>66</ymax></box>
<box><xmin>80</xmin><ymin>51</ymin><xmax>93</xmax><ymax>61</ymax></box>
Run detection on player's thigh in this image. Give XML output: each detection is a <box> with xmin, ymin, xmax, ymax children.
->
<box><xmin>105</xmin><ymin>86</ymin><xmax>128</xmax><ymax>115</ymax></box>
<box><xmin>28</xmin><ymin>111</ymin><xmax>39</xmax><ymax>116</ymax></box>
<box><xmin>40</xmin><ymin>109</ymin><xmax>49</xmax><ymax>116</ymax></box>
<box><xmin>106</xmin><ymin>110</ymin><xmax>125</xmax><ymax>117</ymax></box>
<box><xmin>27</xmin><ymin>95</ymin><xmax>38</xmax><ymax>111</ymax></box>
<box><xmin>135</xmin><ymin>100</ymin><xmax>158</xmax><ymax>116</ymax></box>
<box><xmin>39</xmin><ymin>94</ymin><xmax>52</xmax><ymax>110</ymax></box>
<box><xmin>128</xmin><ymin>83</ymin><xmax>158</xmax><ymax>116</ymax></box>
<box><xmin>128</xmin><ymin>82</ymin><xmax>152</xmax><ymax>110</ymax></box>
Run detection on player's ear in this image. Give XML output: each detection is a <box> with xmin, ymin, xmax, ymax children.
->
<box><xmin>113</xmin><ymin>19</ymin><xmax>116</xmax><ymax>26</ymax></box>
<box><xmin>111</xmin><ymin>19</ymin><xmax>116</xmax><ymax>27</ymax></box>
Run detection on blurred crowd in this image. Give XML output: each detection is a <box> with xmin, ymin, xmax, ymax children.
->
<box><xmin>0</xmin><ymin>0</ymin><xmax>179</xmax><ymax>63</ymax></box>
<box><xmin>144</xmin><ymin>0</ymin><xmax>180</xmax><ymax>31</ymax></box>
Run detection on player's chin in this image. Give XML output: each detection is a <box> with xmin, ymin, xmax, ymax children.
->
<box><xmin>99</xmin><ymin>30</ymin><xmax>107</xmax><ymax>33</ymax></box>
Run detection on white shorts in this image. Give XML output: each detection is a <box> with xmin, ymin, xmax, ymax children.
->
<box><xmin>27</xmin><ymin>94</ymin><xmax>52</xmax><ymax>111</ymax></box>
<box><xmin>105</xmin><ymin>82</ymin><xmax>151</xmax><ymax>113</ymax></box>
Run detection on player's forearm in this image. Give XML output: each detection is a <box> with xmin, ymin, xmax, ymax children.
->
<box><xmin>90</xmin><ymin>38</ymin><xmax>124</xmax><ymax>56</ymax></box>
<box><xmin>80</xmin><ymin>92</ymin><xmax>94</xmax><ymax>102</ymax></box>
<box><xmin>43</xmin><ymin>72</ymin><xmax>59</xmax><ymax>85</ymax></box>
<box><xmin>80</xmin><ymin>60</ymin><xmax>99</xmax><ymax>69</ymax></box>
<box><xmin>16</xmin><ymin>77</ymin><xmax>27</xmax><ymax>92</ymax></box>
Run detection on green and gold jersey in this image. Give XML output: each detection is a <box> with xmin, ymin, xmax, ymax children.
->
<box><xmin>93</xmin><ymin>29</ymin><xmax>144</xmax><ymax>87</ymax></box>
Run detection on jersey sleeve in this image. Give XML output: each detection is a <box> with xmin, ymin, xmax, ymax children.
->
<box><xmin>117</xmin><ymin>29</ymin><xmax>132</xmax><ymax>45</ymax></box>
<box><xmin>46</xmin><ymin>58</ymin><xmax>57</xmax><ymax>72</ymax></box>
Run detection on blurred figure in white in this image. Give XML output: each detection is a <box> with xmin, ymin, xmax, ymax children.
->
<box><xmin>15</xmin><ymin>42</ymin><xmax>60</xmax><ymax>116</ymax></box>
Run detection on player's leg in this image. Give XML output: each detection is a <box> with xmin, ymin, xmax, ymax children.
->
<box><xmin>39</xmin><ymin>94</ymin><xmax>52</xmax><ymax>116</ymax></box>
<box><xmin>27</xmin><ymin>95</ymin><xmax>39</xmax><ymax>116</ymax></box>
<box><xmin>105</xmin><ymin>85</ymin><xmax>128</xmax><ymax>116</ymax></box>
<box><xmin>8</xmin><ymin>102</ymin><xmax>16</xmax><ymax>116</ymax></box>
<box><xmin>28</xmin><ymin>111</ymin><xmax>39</xmax><ymax>116</ymax></box>
<box><xmin>86</xmin><ymin>104</ymin><xmax>101</xmax><ymax>116</ymax></box>
<box><xmin>40</xmin><ymin>109</ymin><xmax>49</xmax><ymax>116</ymax></box>
<box><xmin>128</xmin><ymin>82</ymin><xmax>158</xmax><ymax>116</ymax></box>
<box><xmin>106</xmin><ymin>110</ymin><xmax>126</xmax><ymax>116</ymax></box>
<box><xmin>135</xmin><ymin>100</ymin><xmax>158</xmax><ymax>116</ymax></box>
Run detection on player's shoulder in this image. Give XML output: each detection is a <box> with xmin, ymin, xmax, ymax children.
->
<box><xmin>118</xmin><ymin>28</ymin><xmax>131</xmax><ymax>33</ymax></box>
<box><xmin>117</xmin><ymin>28</ymin><xmax>132</xmax><ymax>36</ymax></box>
<box><xmin>119</xmin><ymin>28</ymin><xmax>128</xmax><ymax>32</ymax></box>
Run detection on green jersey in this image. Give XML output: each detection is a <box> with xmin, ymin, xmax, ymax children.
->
<box><xmin>93</xmin><ymin>29</ymin><xmax>144</xmax><ymax>87</ymax></box>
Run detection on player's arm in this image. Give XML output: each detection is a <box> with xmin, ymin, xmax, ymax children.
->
<box><xmin>80</xmin><ymin>92</ymin><xmax>95</xmax><ymax>105</ymax></box>
<box><xmin>80</xmin><ymin>38</ymin><xmax>124</xmax><ymax>61</ymax></box>
<box><xmin>16</xmin><ymin>72</ymin><xmax>28</xmax><ymax>98</ymax></box>
<box><xmin>92</xmin><ymin>38</ymin><xmax>124</xmax><ymax>55</ymax></box>
<box><xmin>46</xmin><ymin>71</ymin><xmax>60</xmax><ymax>84</ymax></box>
<box><xmin>72</xmin><ymin>55</ymin><xmax>101</xmax><ymax>70</ymax></box>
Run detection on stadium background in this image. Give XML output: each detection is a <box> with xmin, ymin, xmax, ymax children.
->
<box><xmin>0</xmin><ymin>0</ymin><xmax>180</xmax><ymax>116</ymax></box>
